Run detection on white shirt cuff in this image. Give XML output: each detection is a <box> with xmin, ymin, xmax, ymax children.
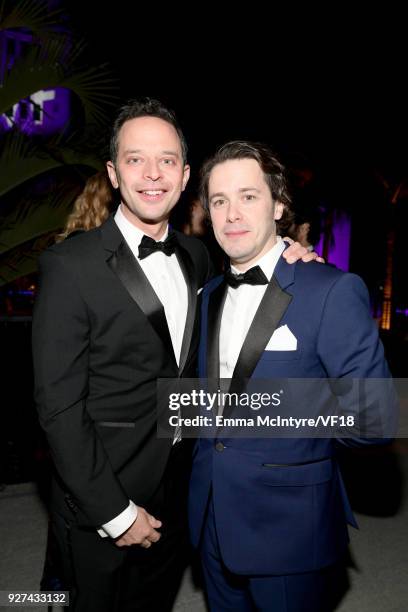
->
<box><xmin>97</xmin><ymin>500</ymin><xmax>138</xmax><ymax>538</ymax></box>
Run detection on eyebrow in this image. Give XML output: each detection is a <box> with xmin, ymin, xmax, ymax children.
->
<box><xmin>209</xmin><ymin>187</ymin><xmax>261</xmax><ymax>200</ymax></box>
<box><xmin>161</xmin><ymin>150</ymin><xmax>180</xmax><ymax>156</ymax></box>
<box><xmin>122</xmin><ymin>149</ymin><xmax>180</xmax><ymax>156</ymax></box>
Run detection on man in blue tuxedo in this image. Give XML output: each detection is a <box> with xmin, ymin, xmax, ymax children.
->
<box><xmin>188</xmin><ymin>141</ymin><xmax>393</xmax><ymax>611</ymax></box>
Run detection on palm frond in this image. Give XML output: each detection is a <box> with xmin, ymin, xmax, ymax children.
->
<box><xmin>0</xmin><ymin>1</ymin><xmax>118</xmax><ymax>285</ymax></box>
<box><xmin>61</xmin><ymin>63</ymin><xmax>119</xmax><ymax>126</ymax></box>
<box><xmin>0</xmin><ymin>182</ymin><xmax>80</xmax><ymax>254</ymax></box>
<box><xmin>0</xmin><ymin>45</ymin><xmax>65</xmax><ymax>114</ymax></box>
<box><xmin>0</xmin><ymin>130</ymin><xmax>103</xmax><ymax>198</ymax></box>
<box><xmin>0</xmin><ymin>48</ymin><xmax>118</xmax><ymax>126</ymax></box>
<box><xmin>0</xmin><ymin>0</ymin><xmax>62</xmax><ymax>36</ymax></box>
<box><xmin>0</xmin><ymin>231</ymin><xmax>56</xmax><ymax>286</ymax></box>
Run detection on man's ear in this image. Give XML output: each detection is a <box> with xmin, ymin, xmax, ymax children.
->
<box><xmin>182</xmin><ymin>164</ymin><xmax>190</xmax><ymax>191</ymax></box>
<box><xmin>274</xmin><ymin>201</ymin><xmax>284</xmax><ymax>220</ymax></box>
<box><xmin>106</xmin><ymin>161</ymin><xmax>119</xmax><ymax>189</ymax></box>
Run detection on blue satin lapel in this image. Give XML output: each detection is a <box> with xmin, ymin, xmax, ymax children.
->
<box><xmin>231</xmin><ymin>276</ymin><xmax>292</xmax><ymax>387</ymax></box>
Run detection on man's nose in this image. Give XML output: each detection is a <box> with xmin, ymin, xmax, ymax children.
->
<box><xmin>226</xmin><ymin>201</ymin><xmax>242</xmax><ymax>222</ymax></box>
<box><xmin>144</xmin><ymin>160</ymin><xmax>161</xmax><ymax>181</ymax></box>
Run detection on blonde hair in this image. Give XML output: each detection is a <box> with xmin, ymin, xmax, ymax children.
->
<box><xmin>56</xmin><ymin>171</ymin><xmax>113</xmax><ymax>242</ymax></box>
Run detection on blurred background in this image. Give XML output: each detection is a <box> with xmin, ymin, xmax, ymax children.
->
<box><xmin>0</xmin><ymin>2</ymin><xmax>406</xmax><ymax>608</ymax></box>
<box><xmin>1</xmin><ymin>1</ymin><xmax>406</xmax><ymax>484</ymax></box>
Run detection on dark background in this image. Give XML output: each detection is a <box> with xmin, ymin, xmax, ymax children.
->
<box><xmin>65</xmin><ymin>3</ymin><xmax>408</xmax><ymax>291</ymax></box>
<box><xmin>1</xmin><ymin>3</ymin><xmax>407</xmax><ymax>485</ymax></box>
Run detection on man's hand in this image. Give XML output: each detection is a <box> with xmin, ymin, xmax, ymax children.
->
<box><xmin>115</xmin><ymin>506</ymin><xmax>162</xmax><ymax>548</ymax></box>
<box><xmin>282</xmin><ymin>237</ymin><xmax>325</xmax><ymax>264</ymax></box>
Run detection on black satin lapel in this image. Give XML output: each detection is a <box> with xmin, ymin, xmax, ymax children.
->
<box><xmin>107</xmin><ymin>240</ymin><xmax>176</xmax><ymax>365</ymax></box>
<box><xmin>175</xmin><ymin>245</ymin><xmax>197</xmax><ymax>374</ymax></box>
<box><xmin>231</xmin><ymin>276</ymin><xmax>292</xmax><ymax>392</ymax></box>
<box><xmin>206</xmin><ymin>280</ymin><xmax>228</xmax><ymax>385</ymax></box>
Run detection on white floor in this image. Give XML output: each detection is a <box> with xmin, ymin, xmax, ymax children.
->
<box><xmin>1</xmin><ymin>453</ymin><xmax>407</xmax><ymax>612</ymax></box>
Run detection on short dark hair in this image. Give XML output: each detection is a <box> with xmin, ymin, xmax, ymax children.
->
<box><xmin>109</xmin><ymin>97</ymin><xmax>188</xmax><ymax>164</ymax></box>
<box><xmin>199</xmin><ymin>140</ymin><xmax>293</xmax><ymax>231</ymax></box>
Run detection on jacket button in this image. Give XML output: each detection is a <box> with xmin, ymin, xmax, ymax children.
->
<box><xmin>215</xmin><ymin>441</ymin><xmax>225</xmax><ymax>452</ymax></box>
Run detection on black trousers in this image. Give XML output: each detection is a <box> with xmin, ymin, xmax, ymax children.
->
<box><xmin>53</xmin><ymin>440</ymin><xmax>193</xmax><ymax>612</ymax></box>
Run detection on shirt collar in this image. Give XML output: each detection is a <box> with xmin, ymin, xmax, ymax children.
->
<box><xmin>230</xmin><ymin>236</ymin><xmax>285</xmax><ymax>281</ymax></box>
<box><xmin>114</xmin><ymin>205</ymin><xmax>169</xmax><ymax>255</ymax></box>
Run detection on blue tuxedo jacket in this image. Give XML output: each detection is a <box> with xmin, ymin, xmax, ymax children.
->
<box><xmin>189</xmin><ymin>255</ymin><xmax>392</xmax><ymax>576</ymax></box>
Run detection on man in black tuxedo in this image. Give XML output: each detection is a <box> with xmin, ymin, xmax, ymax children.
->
<box><xmin>33</xmin><ymin>98</ymin><xmax>215</xmax><ymax>611</ymax></box>
<box><xmin>32</xmin><ymin>99</ymin><xmax>314</xmax><ymax>611</ymax></box>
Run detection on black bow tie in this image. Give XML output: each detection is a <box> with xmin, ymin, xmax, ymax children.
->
<box><xmin>225</xmin><ymin>265</ymin><xmax>269</xmax><ymax>288</ymax></box>
<box><xmin>138</xmin><ymin>232</ymin><xmax>178</xmax><ymax>260</ymax></box>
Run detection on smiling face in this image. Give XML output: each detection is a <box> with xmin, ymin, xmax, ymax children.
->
<box><xmin>106</xmin><ymin>116</ymin><xmax>190</xmax><ymax>232</ymax></box>
<box><xmin>208</xmin><ymin>158</ymin><xmax>284</xmax><ymax>271</ymax></box>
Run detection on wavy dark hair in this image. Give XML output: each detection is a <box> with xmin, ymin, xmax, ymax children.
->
<box><xmin>199</xmin><ymin>140</ymin><xmax>294</xmax><ymax>234</ymax></box>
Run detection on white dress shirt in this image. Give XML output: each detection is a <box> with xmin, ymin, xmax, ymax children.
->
<box><xmin>219</xmin><ymin>238</ymin><xmax>285</xmax><ymax>379</ymax></box>
<box><xmin>115</xmin><ymin>205</ymin><xmax>188</xmax><ymax>366</ymax></box>
<box><xmin>98</xmin><ymin>205</ymin><xmax>188</xmax><ymax>538</ymax></box>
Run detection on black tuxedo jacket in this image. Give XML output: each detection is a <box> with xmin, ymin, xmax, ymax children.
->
<box><xmin>32</xmin><ymin>216</ymin><xmax>212</xmax><ymax>527</ymax></box>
